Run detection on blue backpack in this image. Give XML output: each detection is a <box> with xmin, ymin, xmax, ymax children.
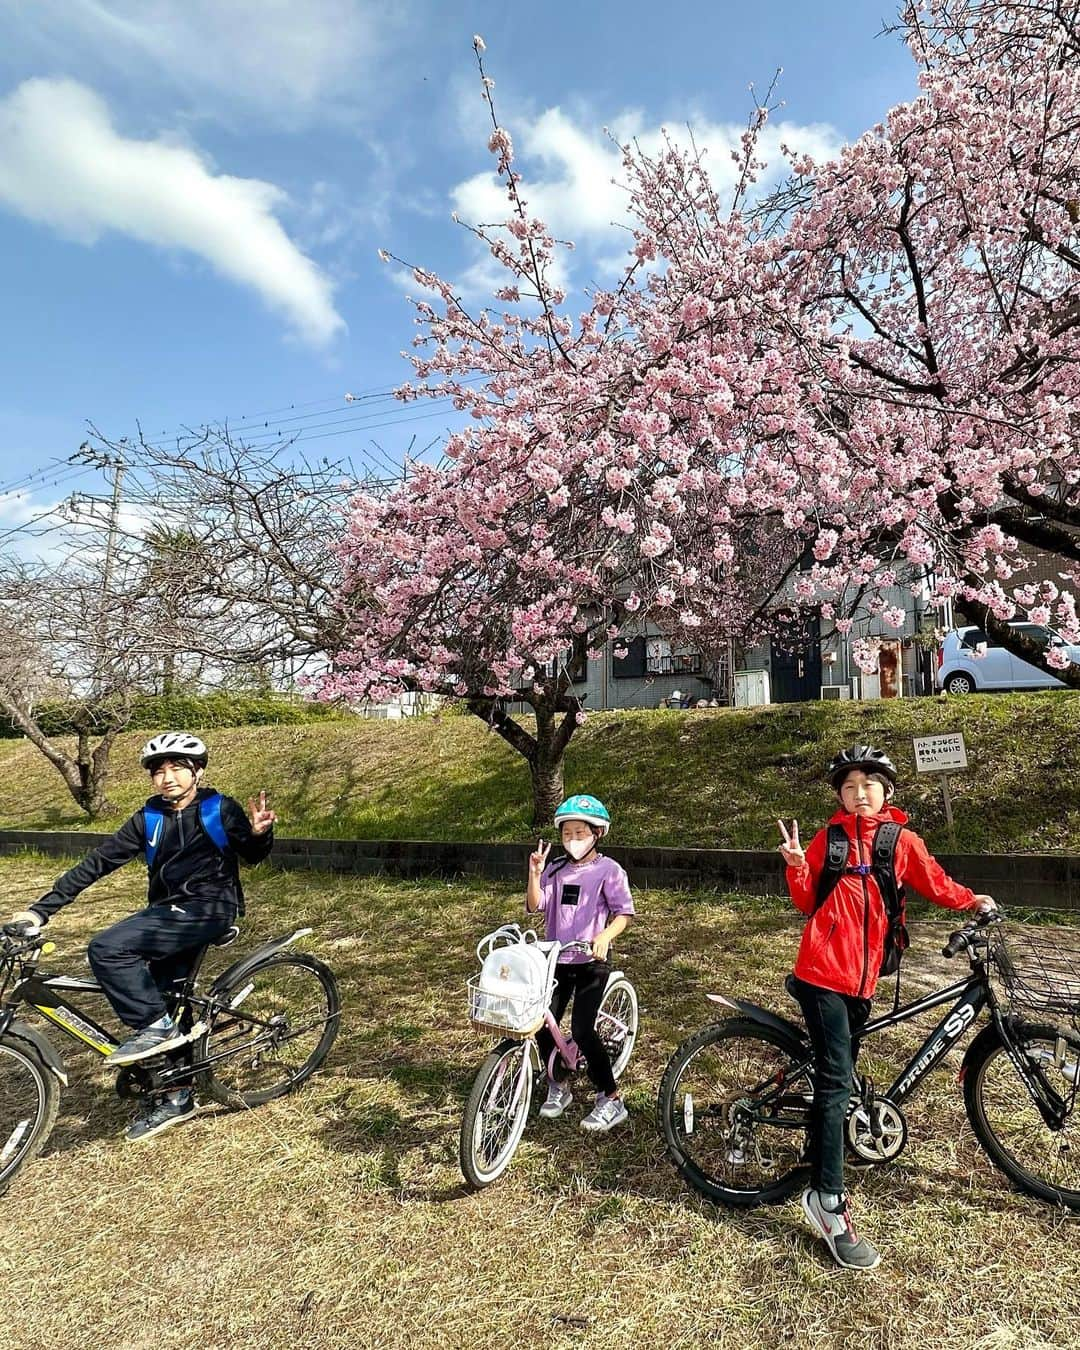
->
<box><xmin>144</xmin><ymin>792</ymin><xmax>231</xmax><ymax>868</ymax></box>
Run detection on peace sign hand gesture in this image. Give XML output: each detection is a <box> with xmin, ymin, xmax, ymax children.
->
<box><xmin>777</xmin><ymin>819</ymin><xmax>805</xmax><ymax>868</ymax></box>
<box><xmin>528</xmin><ymin>839</ymin><xmax>551</xmax><ymax>877</ymax></box>
<box><xmin>248</xmin><ymin>790</ymin><xmax>277</xmax><ymax>836</ymax></box>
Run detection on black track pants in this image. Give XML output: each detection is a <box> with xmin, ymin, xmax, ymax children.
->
<box><xmin>87</xmin><ymin>899</ymin><xmax>234</xmax><ymax>1030</ymax></box>
<box><xmin>790</xmin><ymin>975</ymin><xmax>871</xmax><ymax>1195</ymax></box>
<box><xmin>535</xmin><ymin>960</ymin><xmax>617</xmax><ymax>1097</ymax></box>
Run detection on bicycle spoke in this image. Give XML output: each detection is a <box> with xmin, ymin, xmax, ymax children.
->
<box><xmin>670</xmin><ymin>1032</ymin><xmax>808</xmax><ymax>1192</ymax></box>
<box><xmin>974</xmin><ymin>1033</ymin><xmax>1080</xmax><ymax>1196</ymax></box>
<box><xmin>201</xmin><ymin>955</ymin><xmax>338</xmax><ymax>1106</ymax></box>
<box><xmin>0</xmin><ymin>1041</ymin><xmax>49</xmax><ymax>1185</ymax></box>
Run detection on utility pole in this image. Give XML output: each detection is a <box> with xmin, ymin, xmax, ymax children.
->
<box><xmin>94</xmin><ymin>456</ymin><xmax>126</xmax><ymax>696</ymax></box>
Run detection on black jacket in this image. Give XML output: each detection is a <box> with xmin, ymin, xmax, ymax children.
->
<box><xmin>31</xmin><ymin>788</ymin><xmax>273</xmax><ymax>921</ymax></box>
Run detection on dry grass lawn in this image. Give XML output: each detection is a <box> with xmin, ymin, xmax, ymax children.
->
<box><xmin>0</xmin><ymin>854</ymin><xmax>1077</xmax><ymax>1350</ymax></box>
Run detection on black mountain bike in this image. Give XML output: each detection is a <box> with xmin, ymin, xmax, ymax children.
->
<box><xmin>0</xmin><ymin>919</ymin><xmax>340</xmax><ymax>1193</ymax></box>
<box><xmin>658</xmin><ymin>912</ymin><xmax>1080</xmax><ymax>1210</ymax></box>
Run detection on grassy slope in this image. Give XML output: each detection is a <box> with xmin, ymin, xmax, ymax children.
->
<box><xmin>1</xmin><ymin>691</ymin><xmax>1079</xmax><ymax>853</ymax></box>
<box><xmin>0</xmin><ymin>856</ymin><xmax>1077</xmax><ymax>1349</ymax></box>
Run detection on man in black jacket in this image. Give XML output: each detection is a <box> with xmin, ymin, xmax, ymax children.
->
<box><xmin>8</xmin><ymin>731</ymin><xmax>275</xmax><ymax>1141</ymax></box>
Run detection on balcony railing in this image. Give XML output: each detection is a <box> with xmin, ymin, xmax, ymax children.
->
<box><xmin>646</xmin><ymin>653</ymin><xmax>705</xmax><ymax>677</ymax></box>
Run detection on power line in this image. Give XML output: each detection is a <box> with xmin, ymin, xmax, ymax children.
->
<box><xmin>136</xmin><ymin>395</ymin><xmax>465</xmax><ymax>454</ymax></box>
<box><xmin>146</xmin><ymin>375</ymin><xmax>488</xmax><ymax>443</ymax></box>
<box><xmin>0</xmin><ymin>458</ymin><xmax>96</xmax><ymax>501</ymax></box>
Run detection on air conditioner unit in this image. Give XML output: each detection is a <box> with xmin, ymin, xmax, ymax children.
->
<box><xmin>820</xmin><ymin>685</ymin><xmax>851</xmax><ymax>700</ymax></box>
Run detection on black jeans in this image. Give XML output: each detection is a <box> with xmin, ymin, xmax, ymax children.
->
<box><xmin>535</xmin><ymin>961</ymin><xmax>617</xmax><ymax>1097</ymax></box>
<box><xmin>87</xmin><ymin>899</ymin><xmax>235</xmax><ymax>1030</ymax></box>
<box><xmin>790</xmin><ymin>975</ymin><xmax>871</xmax><ymax>1195</ymax></box>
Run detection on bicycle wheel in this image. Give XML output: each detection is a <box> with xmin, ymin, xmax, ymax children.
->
<box><xmin>459</xmin><ymin>1038</ymin><xmax>534</xmax><ymax>1189</ymax></box>
<box><xmin>964</xmin><ymin>1021</ymin><xmax>1080</xmax><ymax>1210</ymax></box>
<box><xmin>0</xmin><ymin>1035</ymin><xmax>59</xmax><ymax>1195</ymax></box>
<box><xmin>197</xmin><ymin>953</ymin><xmax>340</xmax><ymax>1108</ymax></box>
<box><xmin>657</xmin><ymin>1018</ymin><xmax>811</xmax><ymax>1208</ymax></box>
<box><xmin>596</xmin><ymin>977</ymin><xmax>638</xmax><ymax>1081</ymax></box>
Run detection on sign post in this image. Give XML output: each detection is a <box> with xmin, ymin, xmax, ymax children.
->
<box><xmin>912</xmin><ymin>733</ymin><xmax>968</xmax><ymax>851</ymax></box>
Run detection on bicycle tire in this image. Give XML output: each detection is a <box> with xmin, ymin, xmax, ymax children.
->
<box><xmin>963</xmin><ymin>1020</ymin><xmax>1080</xmax><ymax>1210</ymax></box>
<box><xmin>0</xmin><ymin>1034</ymin><xmax>60</xmax><ymax>1195</ymax></box>
<box><xmin>596</xmin><ymin>977</ymin><xmax>638</xmax><ymax>1081</ymax></box>
<box><xmin>657</xmin><ymin>1017</ymin><xmax>811</xmax><ymax>1208</ymax></box>
<box><xmin>197</xmin><ymin>953</ymin><xmax>340</xmax><ymax>1108</ymax></box>
<box><xmin>459</xmin><ymin>1038</ymin><xmax>534</xmax><ymax>1189</ymax></box>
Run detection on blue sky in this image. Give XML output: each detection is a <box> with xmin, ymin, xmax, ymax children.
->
<box><xmin>0</xmin><ymin>1</ymin><xmax>917</xmax><ymax>527</ymax></box>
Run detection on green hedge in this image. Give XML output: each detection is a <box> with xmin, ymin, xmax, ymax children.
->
<box><xmin>0</xmin><ymin>691</ymin><xmax>353</xmax><ymax>739</ymax></box>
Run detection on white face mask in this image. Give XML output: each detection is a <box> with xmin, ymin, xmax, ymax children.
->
<box><xmin>565</xmin><ymin>836</ymin><xmax>596</xmax><ymax>861</ymax></box>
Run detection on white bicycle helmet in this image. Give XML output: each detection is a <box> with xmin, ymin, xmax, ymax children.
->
<box><xmin>140</xmin><ymin>731</ymin><xmax>208</xmax><ymax>770</ymax></box>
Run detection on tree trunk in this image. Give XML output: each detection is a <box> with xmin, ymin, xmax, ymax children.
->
<box><xmin>530</xmin><ymin>703</ymin><xmax>566</xmax><ymax>828</ymax></box>
<box><xmin>466</xmin><ymin>688</ymin><xmax>581</xmax><ymax>829</ymax></box>
<box><xmin>0</xmin><ymin>693</ymin><xmax>119</xmax><ymax>819</ymax></box>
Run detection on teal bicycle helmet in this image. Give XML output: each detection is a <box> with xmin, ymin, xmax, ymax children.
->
<box><xmin>553</xmin><ymin>793</ymin><xmax>611</xmax><ymax>836</ymax></box>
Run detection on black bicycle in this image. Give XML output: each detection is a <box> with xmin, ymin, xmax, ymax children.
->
<box><xmin>657</xmin><ymin>912</ymin><xmax>1080</xmax><ymax>1210</ymax></box>
<box><xmin>0</xmin><ymin>918</ymin><xmax>340</xmax><ymax>1192</ymax></box>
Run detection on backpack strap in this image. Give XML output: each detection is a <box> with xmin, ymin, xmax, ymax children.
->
<box><xmin>812</xmin><ymin>824</ymin><xmax>850</xmax><ymax>913</ymax></box>
<box><xmin>198</xmin><ymin>793</ymin><xmax>231</xmax><ymax>854</ymax></box>
<box><xmin>144</xmin><ymin>805</ymin><xmax>165</xmax><ymax>868</ymax></box>
<box><xmin>870</xmin><ymin>821</ymin><xmax>905</xmax><ymax>924</ymax></box>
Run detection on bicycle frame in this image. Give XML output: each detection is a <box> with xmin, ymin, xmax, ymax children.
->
<box><xmin>478</xmin><ymin>964</ymin><xmax>629</xmax><ymax>1117</ymax></box>
<box><xmin>707</xmin><ymin>977</ymin><xmax>990</xmax><ymax>1135</ymax></box>
<box><xmin>724</xmin><ymin>928</ymin><xmax>1067</xmax><ymax>1135</ymax></box>
<box><xmin>0</xmin><ymin>927</ymin><xmax>322</xmax><ymax>1093</ymax></box>
<box><xmin>862</xmin><ymin>976</ymin><xmax>988</xmax><ymax>1105</ymax></box>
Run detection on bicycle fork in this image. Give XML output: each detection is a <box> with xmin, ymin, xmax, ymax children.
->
<box><xmin>485</xmin><ymin>1047</ymin><xmax>532</xmax><ymax>1119</ymax></box>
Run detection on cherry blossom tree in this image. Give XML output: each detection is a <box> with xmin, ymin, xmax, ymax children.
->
<box><xmin>329</xmin><ymin>2</ymin><xmax>1080</xmax><ymax>825</ymax></box>
<box><xmin>750</xmin><ymin>0</ymin><xmax>1080</xmax><ymax>678</ymax></box>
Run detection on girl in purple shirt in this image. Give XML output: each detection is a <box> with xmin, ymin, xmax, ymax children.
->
<box><xmin>525</xmin><ymin>793</ymin><xmax>635</xmax><ymax>1132</ymax></box>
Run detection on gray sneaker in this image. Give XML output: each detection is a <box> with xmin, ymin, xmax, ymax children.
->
<box><xmin>125</xmin><ymin>1094</ymin><xmax>196</xmax><ymax>1143</ymax></box>
<box><xmin>580</xmin><ymin>1094</ymin><xmax>629</xmax><ymax>1133</ymax></box>
<box><xmin>111</xmin><ymin>1022</ymin><xmax>191</xmax><ymax>1066</ymax></box>
<box><xmin>801</xmin><ymin>1189</ymin><xmax>881</xmax><ymax>1270</ymax></box>
<box><xmin>539</xmin><ymin>1081</ymin><xmax>573</xmax><ymax>1119</ymax></box>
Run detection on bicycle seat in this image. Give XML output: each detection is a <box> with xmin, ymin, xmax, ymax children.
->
<box><xmin>784</xmin><ymin>973</ymin><xmax>801</xmax><ymax>1002</ymax></box>
<box><xmin>214</xmin><ymin>926</ymin><xmax>240</xmax><ymax>948</ymax></box>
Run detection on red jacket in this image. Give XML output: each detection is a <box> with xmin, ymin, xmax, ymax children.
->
<box><xmin>786</xmin><ymin>805</ymin><xmax>978</xmax><ymax>999</ymax></box>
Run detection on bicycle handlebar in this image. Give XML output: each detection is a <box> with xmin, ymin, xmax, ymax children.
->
<box><xmin>942</xmin><ymin>909</ymin><xmax>1001</xmax><ymax>959</ymax></box>
<box><xmin>559</xmin><ymin>940</ymin><xmax>597</xmax><ymax>957</ymax></box>
<box><xmin>0</xmin><ymin>923</ymin><xmax>47</xmax><ymax>959</ymax></box>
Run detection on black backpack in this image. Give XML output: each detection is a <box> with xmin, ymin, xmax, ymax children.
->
<box><xmin>813</xmin><ymin>821</ymin><xmax>910</xmax><ymax>978</ymax></box>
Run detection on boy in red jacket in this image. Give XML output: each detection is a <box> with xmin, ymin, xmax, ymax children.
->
<box><xmin>778</xmin><ymin>744</ymin><xmax>995</xmax><ymax>1271</ymax></box>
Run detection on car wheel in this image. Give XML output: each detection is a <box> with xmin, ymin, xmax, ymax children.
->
<box><xmin>944</xmin><ymin>672</ymin><xmax>975</xmax><ymax>694</ymax></box>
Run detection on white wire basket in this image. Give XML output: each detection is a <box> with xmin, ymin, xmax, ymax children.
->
<box><xmin>467</xmin><ymin>975</ymin><xmax>548</xmax><ymax>1038</ymax></box>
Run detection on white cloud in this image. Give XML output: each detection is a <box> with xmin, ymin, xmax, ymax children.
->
<box><xmin>451</xmin><ymin>102</ymin><xmax>845</xmax><ymax>271</ymax></box>
<box><xmin>12</xmin><ymin>0</ymin><xmax>401</xmax><ymax>127</ymax></box>
<box><xmin>0</xmin><ymin>78</ymin><xmax>346</xmax><ymax>345</ymax></box>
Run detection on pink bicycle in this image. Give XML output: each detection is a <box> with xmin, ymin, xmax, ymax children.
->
<box><xmin>460</xmin><ymin>924</ymin><xmax>638</xmax><ymax>1188</ymax></box>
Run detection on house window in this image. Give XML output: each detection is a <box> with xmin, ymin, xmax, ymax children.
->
<box><xmin>612</xmin><ymin>635</ymin><xmax>646</xmax><ymax>678</ymax></box>
<box><xmin>646</xmin><ymin>638</ymin><xmax>671</xmax><ymax>671</ymax></box>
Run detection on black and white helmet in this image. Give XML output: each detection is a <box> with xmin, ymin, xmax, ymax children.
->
<box><xmin>140</xmin><ymin>732</ymin><xmax>208</xmax><ymax>771</ymax></box>
<box><xmin>825</xmin><ymin>744</ymin><xmax>898</xmax><ymax>790</ymax></box>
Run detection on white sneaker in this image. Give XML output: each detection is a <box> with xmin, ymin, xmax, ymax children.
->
<box><xmin>580</xmin><ymin>1094</ymin><xmax>628</xmax><ymax>1133</ymax></box>
<box><xmin>539</xmin><ymin>1081</ymin><xmax>573</xmax><ymax>1119</ymax></box>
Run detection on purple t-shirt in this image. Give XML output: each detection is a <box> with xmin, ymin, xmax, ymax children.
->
<box><xmin>533</xmin><ymin>854</ymin><xmax>636</xmax><ymax>963</ymax></box>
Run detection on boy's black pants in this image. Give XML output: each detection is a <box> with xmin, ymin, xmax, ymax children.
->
<box><xmin>535</xmin><ymin>960</ymin><xmax>617</xmax><ymax>1097</ymax></box>
<box><xmin>87</xmin><ymin>899</ymin><xmax>235</xmax><ymax>1030</ymax></box>
<box><xmin>790</xmin><ymin>975</ymin><xmax>872</xmax><ymax>1195</ymax></box>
